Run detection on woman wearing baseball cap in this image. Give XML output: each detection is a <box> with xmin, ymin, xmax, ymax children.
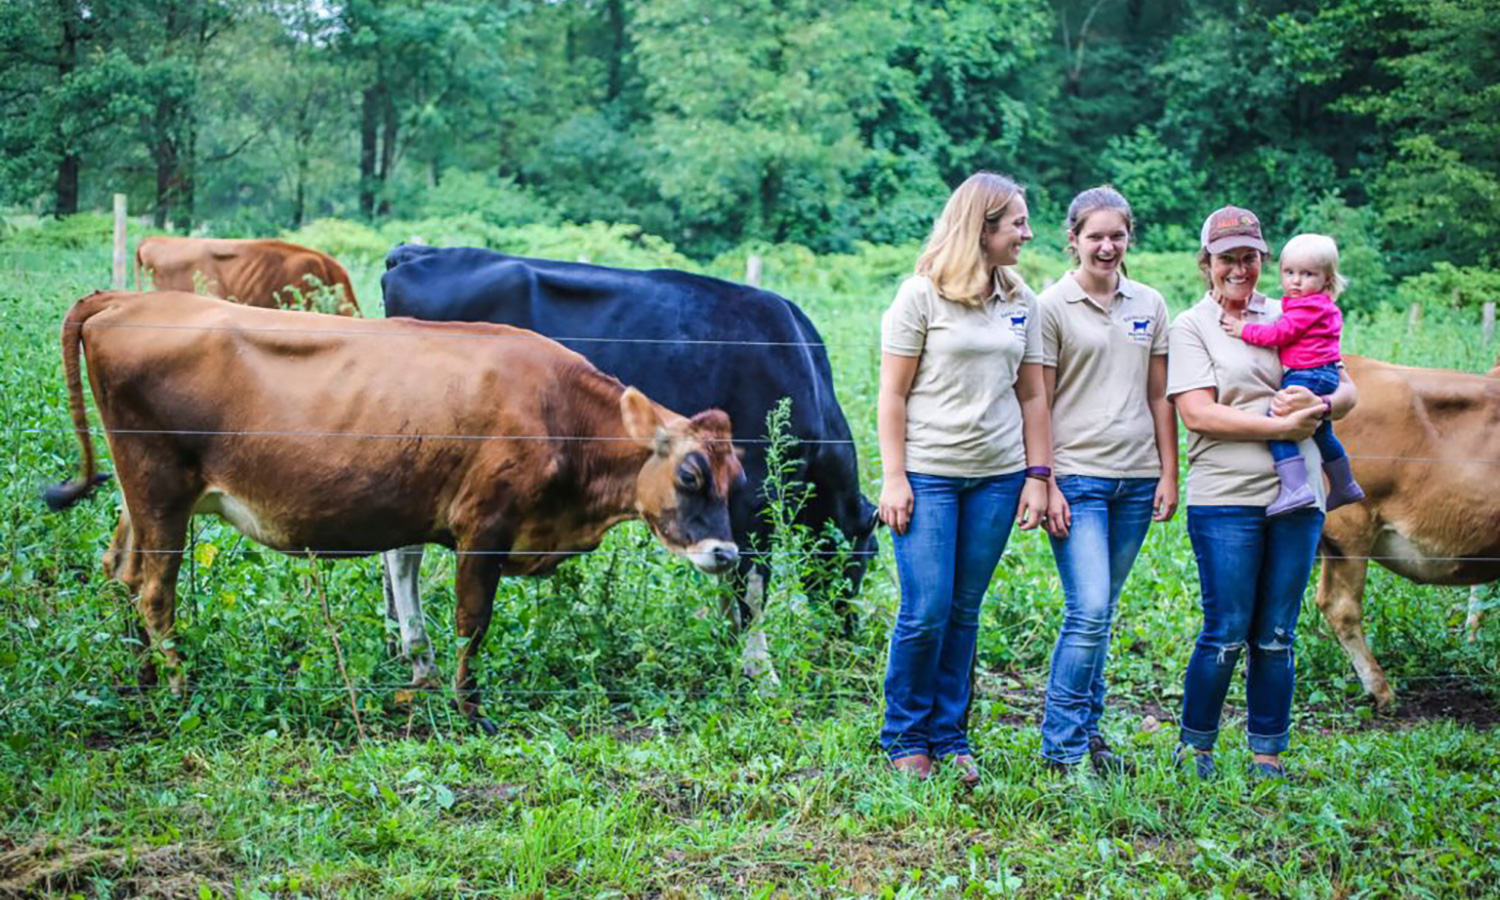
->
<box><xmin>1164</xmin><ymin>206</ymin><xmax>1359</xmax><ymax>780</ymax></box>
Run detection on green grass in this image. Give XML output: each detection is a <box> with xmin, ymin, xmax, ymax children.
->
<box><xmin>2</xmin><ymin>235</ymin><xmax>1498</xmax><ymax>898</ymax></box>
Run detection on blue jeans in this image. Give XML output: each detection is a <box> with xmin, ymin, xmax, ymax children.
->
<box><xmin>1040</xmin><ymin>476</ymin><xmax>1157</xmax><ymax>763</ymax></box>
<box><xmin>882</xmin><ymin>471</ymin><xmax>1025</xmax><ymax>760</ymax></box>
<box><xmin>1268</xmin><ymin>363</ymin><xmax>1345</xmax><ymax>463</ymax></box>
<box><xmin>1180</xmin><ymin>505</ymin><xmax>1324</xmax><ymax>755</ymax></box>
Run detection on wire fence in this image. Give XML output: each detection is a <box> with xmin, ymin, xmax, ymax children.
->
<box><xmin>4</xmin><ymin>281</ymin><xmax>1499</xmax><ymax>730</ymax></box>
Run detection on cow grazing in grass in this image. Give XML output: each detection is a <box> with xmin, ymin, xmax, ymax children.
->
<box><xmin>136</xmin><ymin>236</ymin><xmax>361</xmax><ymax>316</ymax></box>
<box><xmin>379</xmin><ymin>245</ymin><xmax>879</xmax><ymax>689</ymax></box>
<box><xmin>1316</xmin><ymin>354</ymin><xmax>1500</xmax><ymax>709</ymax></box>
<box><xmin>45</xmin><ymin>290</ymin><xmax>741</xmax><ymax>727</ymax></box>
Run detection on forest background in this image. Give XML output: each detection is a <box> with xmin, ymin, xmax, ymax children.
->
<box><xmin>2</xmin><ymin>0</ymin><xmax>1498</xmax><ymax>305</ymax></box>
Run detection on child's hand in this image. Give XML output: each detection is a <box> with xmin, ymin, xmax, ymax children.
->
<box><xmin>1219</xmin><ymin>313</ymin><xmax>1246</xmax><ymax>339</ymax></box>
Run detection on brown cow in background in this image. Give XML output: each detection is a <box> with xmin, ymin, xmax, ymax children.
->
<box><xmin>1316</xmin><ymin>354</ymin><xmax>1500</xmax><ymax>709</ymax></box>
<box><xmin>136</xmin><ymin>236</ymin><xmax>360</xmax><ymax>316</ymax></box>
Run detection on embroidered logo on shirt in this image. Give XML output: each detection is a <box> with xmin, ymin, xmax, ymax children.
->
<box><xmin>1124</xmin><ymin>316</ymin><xmax>1153</xmax><ymax>343</ymax></box>
<box><xmin>1008</xmin><ymin>313</ymin><xmax>1028</xmax><ymax>338</ymax></box>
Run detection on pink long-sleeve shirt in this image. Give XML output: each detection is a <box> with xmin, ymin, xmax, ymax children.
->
<box><xmin>1239</xmin><ymin>292</ymin><xmax>1343</xmax><ymax>369</ymax></box>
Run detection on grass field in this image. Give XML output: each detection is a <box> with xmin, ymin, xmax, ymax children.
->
<box><xmin>1</xmin><ymin>233</ymin><xmax>1497</xmax><ymax>899</ymax></box>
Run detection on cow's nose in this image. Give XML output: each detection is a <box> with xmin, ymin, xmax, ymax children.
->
<box><xmin>712</xmin><ymin>544</ymin><xmax>739</xmax><ymax>568</ymax></box>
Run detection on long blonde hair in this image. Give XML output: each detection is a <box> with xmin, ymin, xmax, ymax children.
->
<box><xmin>916</xmin><ymin>172</ymin><xmax>1025</xmax><ymax>307</ymax></box>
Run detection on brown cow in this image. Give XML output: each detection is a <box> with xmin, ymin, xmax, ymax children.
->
<box><xmin>136</xmin><ymin>236</ymin><xmax>361</xmax><ymax>316</ymax></box>
<box><xmin>45</xmin><ymin>291</ymin><xmax>742</xmax><ymax>727</ymax></box>
<box><xmin>1316</xmin><ymin>354</ymin><xmax>1500</xmax><ymax>709</ymax></box>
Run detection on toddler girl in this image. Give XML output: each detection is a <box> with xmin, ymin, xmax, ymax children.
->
<box><xmin>1221</xmin><ymin>233</ymin><xmax>1365</xmax><ymax>516</ymax></box>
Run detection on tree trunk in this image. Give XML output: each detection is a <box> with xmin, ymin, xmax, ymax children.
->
<box><xmin>377</xmin><ymin>85</ymin><xmax>397</xmax><ymax>217</ymax></box>
<box><xmin>606</xmin><ymin>0</ymin><xmax>626</xmax><ymax>102</ymax></box>
<box><xmin>293</xmin><ymin>153</ymin><xmax>308</xmax><ymax>228</ymax></box>
<box><xmin>55</xmin><ymin>153</ymin><xmax>80</xmax><ymax>216</ymax></box>
<box><xmin>177</xmin><ymin>116</ymin><xmax>196</xmax><ymax>233</ymax></box>
<box><xmin>154</xmin><ymin>143</ymin><xmax>172</xmax><ymax>229</ymax></box>
<box><xmin>360</xmin><ymin>84</ymin><xmax>380</xmax><ymax>218</ymax></box>
<box><xmin>53</xmin><ymin>0</ymin><xmax>80</xmax><ymax>215</ymax></box>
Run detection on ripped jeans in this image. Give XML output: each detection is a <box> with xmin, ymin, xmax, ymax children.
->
<box><xmin>1180</xmin><ymin>505</ymin><xmax>1324</xmax><ymax>755</ymax></box>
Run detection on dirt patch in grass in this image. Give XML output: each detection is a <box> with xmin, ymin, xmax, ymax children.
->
<box><xmin>0</xmin><ymin>835</ymin><xmax>238</xmax><ymax>899</ymax></box>
<box><xmin>651</xmin><ymin>824</ymin><xmax>962</xmax><ymax>897</ymax></box>
<box><xmin>1387</xmin><ymin>680</ymin><xmax>1500</xmax><ymax>729</ymax></box>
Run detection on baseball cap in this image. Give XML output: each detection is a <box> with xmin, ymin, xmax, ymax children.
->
<box><xmin>1200</xmin><ymin>206</ymin><xmax>1268</xmax><ymax>254</ymax></box>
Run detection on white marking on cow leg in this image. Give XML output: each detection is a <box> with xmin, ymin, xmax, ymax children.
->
<box><xmin>739</xmin><ymin>571</ymin><xmax>780</xmax><ymax>693</ymax></box>
<box><xmin>383</xmin><ymin>546</ymin><xmax>438</xmax><ymax>688</ymax></box>
<box><xmin>1338</xmin><ymin>630</ymin><xmax>1390</xmax><ymax>706</ymax></box>
<box><xmin>1466</xmin><ymin>586</ymin><xmax>1484</xmax><ymax>644</ymax></box>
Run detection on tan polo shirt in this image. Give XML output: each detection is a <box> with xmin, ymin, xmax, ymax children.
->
<box><xmin>1166</xmin><ymin>292</ymin><xmax>1327</xmax><ymax>508</ymax></box>
<box><xmin>882</xmin><ymin>273</ymin><xmax>1043</xmax><ymax>477</ymax></box>
<box><xmin>1039</xmin><ymin>272</ymin><xmax>1169</xmax><ymax>478</ymax></box>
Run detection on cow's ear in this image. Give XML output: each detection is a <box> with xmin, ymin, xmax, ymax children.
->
<box><xmin>620</xmin><ymin>387</ymin><xmax>668</xmax><ymax>454</ymax></box>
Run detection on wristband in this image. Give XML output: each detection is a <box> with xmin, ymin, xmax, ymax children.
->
<box><xmin>1319</xmin><ymin>395</ymin><xmax>1333</xmax><ymax>418</ymax></box>
<box><xmin>1024</xmin><ymin>466</ymin><xmax>1052</xmax><ymax>481</ymax></box>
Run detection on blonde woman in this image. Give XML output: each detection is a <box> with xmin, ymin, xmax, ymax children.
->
<box><xmin>878</xmin><ymin>172</ymin><xmax>1053</xmax><ymax>784</ymax></box>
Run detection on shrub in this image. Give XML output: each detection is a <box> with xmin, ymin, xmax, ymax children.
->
<box><xmin>416</xmin><ymin>169</ymin><xmax>559</xmax><ymax>229</ymax></box>
<box><xmin>1396</xmin><ymin>262</ymin><xmax>1500</xmax><ymax>310</ymax></box>
<box><xmin>0</xmin><ymin>212</ymin><xmax>115</xmax><ymax>249</ymax></box>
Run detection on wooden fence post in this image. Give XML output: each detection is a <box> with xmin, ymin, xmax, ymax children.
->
<box><xmin>745</xmin><ymin>253</ymin><xmax>762</xmax><ymax>288</ymax></box>
<box><xmin>1406</xmin><ymin>302</ymin><xmax>1422</xmax><ymax>334</ymax></box>
<box><xmin>1483</xmin><ymin>301</ymin><xmax>1495</xmax><ymax>344</ymax></box>
<box><xmin>112</xmin><ymin>193</ymin><xmax>127</xmax><ymax>290</ymax></box>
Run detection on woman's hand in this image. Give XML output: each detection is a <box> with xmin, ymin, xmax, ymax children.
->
<box><xmin>1017</xmin><ymin>477</ymin><xmax>1049</xmax><ymax>531</ymax></box>
<box><xmin>1277</xmin><ymin>404</ymin><xmax>1324</xmax><ymax>442</ymax></box>
<box><xmin>1270</xmin><ymin>385</ymin><xmax>1321</xmax><ymax>417</ymax></box>
<box><xmin>1153</xmin><ymin>474</ymin><xmax>1179</xmax><ymax>522</ymax></box>
<box><xmin>1045</xmin><ymin>481</ymin><xmax>1071</xmax><ymax>538</ymax></box>
<box><xmin>878</xmin><ymin>472</ymin><xmax>914</xmax><ymax>535</ymax></box>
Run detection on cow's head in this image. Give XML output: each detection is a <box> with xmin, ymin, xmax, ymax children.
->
<box><xmin>621</xmin><ymin>388</ymin><xmax>743</xmax><ymax>574</ymax></box>
<box><xmin>846</xmin><ymin>495</ymin><xmax>880</xmax><ymax>595</ymax></box>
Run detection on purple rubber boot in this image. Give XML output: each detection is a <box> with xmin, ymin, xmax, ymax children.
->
<box><xmin>1323</xmin><ymin>456</ymin><xmax>1367</xmax><ymax>512</ymax></box>
<box><xmin>1267</xmin><ymin>457</ymin><xmax>1318</xmax><ymax>517</ymax></box>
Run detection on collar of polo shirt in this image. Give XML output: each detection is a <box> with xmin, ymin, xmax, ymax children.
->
<box><xmin>1061</xmin><ymin>272</ymin><xmax>1138</xmax><ymax>306</ymax></box>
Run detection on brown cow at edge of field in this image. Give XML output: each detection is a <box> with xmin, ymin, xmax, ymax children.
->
<box><xmin>44</xmin><ymin>290</ymin><xmax>742</xmax><ymax>729</ymax></box>
<box><xmin>136</xmin><ymin>236</ymin><xmax>361</xmax><ymax>316</ymax></box>
<box><xmin>1316</xmin><ymin>354</ymin><xmax>1500</xmax><ymax>710</ymax></box>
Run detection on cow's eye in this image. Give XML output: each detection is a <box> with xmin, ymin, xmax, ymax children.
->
<box><xmin>676</xmin><ymin>466</ymin><xmax>704</xmax><ymax>491</ymax></box>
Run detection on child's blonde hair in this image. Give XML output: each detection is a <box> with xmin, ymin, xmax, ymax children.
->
<box><xmin>1280</xmin><ymin>233</ymin><xmax>1349</xmax><ymax>298</ymax></box>
<box><xmin>916</xmin><ymin>172</ymin><xmax>1025</xmax><ymax>307</ymax></box>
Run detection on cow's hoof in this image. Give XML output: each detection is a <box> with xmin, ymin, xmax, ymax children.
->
<box><xmin>747</xmin><ymin>669</ymin><xmax>781</xmax><ymax>698</ymax></box>
<box><xmin>1373</xmin><ymin>694</ymin><xmax>1398</xmax><ymax>716</ymax></box>
<box><xmin>409</xmin><ymin>664</ymin><xmax>441</xmax><ymax>692</ymax></box>
<box><xmin>472</xmin><ymin>715</ymin><xmax>499</xmax><ymax>737</ymax></box>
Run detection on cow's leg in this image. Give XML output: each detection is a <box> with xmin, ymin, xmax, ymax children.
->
<box><xmin>102</xmin><ymin>504</ymin><xmax>137</xmax><ymax>584</ymax></box>
<box><xmin>127</xmin><ymin>508</ymin><xmax>192</xmax><ymax>694</ymax></box>
<box><xmin>452</xmin><ymin>550</ymin><xmax>503</xmax><ymax>734</ymax></box>
<box><xmin>381</xmin><ymin>546</ymin><xmax>439</xmax><ymax>688</ymax></box>
<box><xmin>740</xmin><ymin>569</ymin><xmax>781</xmax><ymax>693</ymax></box>
<box><xmin>1315</xmin><ymin>537</ymin><xmax>1395</xmax><ymax>710</ymax></box>
<box><xmin>1466</xmin><ymin>585</ymin><xmax>1484</xmax><ymax>644</ymax></box>
<box><xmin>100</xmin><ymin>504</ymin><xmax>155</xmax><ymax>674</ymax></box>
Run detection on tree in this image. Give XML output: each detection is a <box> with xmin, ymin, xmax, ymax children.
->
<box><xmin>0</xmin><ymin>1</ymin><xmax>149</xmax><ymax>215</ymax></box>
<box><xmin>338</xmin><ymin>0</ymin><xmax>512</xmax><ymax>220</ymax></box>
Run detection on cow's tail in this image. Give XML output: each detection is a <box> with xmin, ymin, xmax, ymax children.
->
<box><xmin>43</xmin><ymin>294</ymin><xmax>114</xmax><ymax>511</ymax></box>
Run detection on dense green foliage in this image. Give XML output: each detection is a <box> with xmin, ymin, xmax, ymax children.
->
<box><xmin>3</xmin><ymin>0</ymin><xmax>1497</xmax><ymax>277</ymax></box>
<box><xmin>2</xmin><ymin>236</ymin><xmax>1497</xmax><ymax>896</ymax></box>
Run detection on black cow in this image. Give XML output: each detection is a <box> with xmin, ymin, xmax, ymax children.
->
<box><xmin>379</xmin><ymin>245</ymin><xmax>878</xmax><ymax>688</ymax></box>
